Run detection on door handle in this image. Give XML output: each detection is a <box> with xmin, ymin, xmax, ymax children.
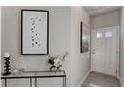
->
<box><xmin>92</xmin><ymin>49</ymin><xmax>95</xmax><ymax>54</ymax></box>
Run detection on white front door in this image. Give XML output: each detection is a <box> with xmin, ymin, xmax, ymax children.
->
<box><xmin>91</xmin><ymin>26</ymin><xmax>119</xmax><ymax>77</ymax></box>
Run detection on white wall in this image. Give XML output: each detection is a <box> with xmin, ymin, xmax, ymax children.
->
<box><xmin>120</xmin><ymin>7</ymin><xmax>124</xmax><ymax>86</ymax></box>
<box><xmin>91</xmin><ymin>10</ymin><xmax>121</xmax><ymax>29</ymax></box>
<box><xmin>70</xmin><ymin>7</ymin><xmax>90</xmax><ymax>86</ymax></box>
<box><xmin>1</xmin><ymin>6</ymin><xmax>90</xmax><ymax>87</ymax></box>
<box><xmin>1</xmin><ymin>6</ymin><xmax>72</xmax><ymax>71</ymax></box>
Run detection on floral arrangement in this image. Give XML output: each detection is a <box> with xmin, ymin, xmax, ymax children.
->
<box><xmin>48</xmin><ymin>52</ymin><xmax>68</xmax><ymax>71</ymax></box>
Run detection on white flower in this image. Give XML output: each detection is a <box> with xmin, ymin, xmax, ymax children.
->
<box><xmin>54</xmin><ymin>58</ymin><xmax>61</xmax><ymax>67</ymax></box>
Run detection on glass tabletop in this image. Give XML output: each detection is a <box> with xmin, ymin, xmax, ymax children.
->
<box><xmin>1</xmin><ymin>70</ymin><xmax>66</xmax><ymax>79</ymax></box>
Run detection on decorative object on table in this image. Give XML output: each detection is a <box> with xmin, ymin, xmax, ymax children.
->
<box><xmin>21</xmin><ymin>9</ymin><xmax>49</xmax><ymax>55</ymax></box>
<box><xmin>48</xmin><ymin>52</ymin><xmax>68</xmax><ymax>71</ymax></box>
<box><xmin>11</xmin><ymin>68</ymin><xmax>24</xmax><ymax>75</ymax></box>
<box><xmin>80</xmin><ymin>21</ymin><xmax>90</xmax><ymax>53</ymax></box>
<box><xmin>3</xmin><ymin>52</ymin><xmax>11</xmax><ymax>76</ymax></box>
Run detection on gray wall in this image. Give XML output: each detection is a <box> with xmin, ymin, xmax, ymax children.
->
<box><xmin>120</xmin><ymin>7</ymin><xmax>124</xmax><ymax>86</ymax></box>
<box><xmin>1</xmin><ymin>6</ymin><xmax>90</xmax><ymax>87</ymax></box>
<box><xmin>70</xmin><ymin>7</ymin><xmax>90</xmax><ymax>86</ymax></box>
<box><xmin>1</xmin><ymin>6</ymin><xmax>71</xmax><ymax>70</ymax></box>
<box><xmin>91</xmin><ymin>10</ymin><xmax>121</xmax><ymax>29</ymax></box>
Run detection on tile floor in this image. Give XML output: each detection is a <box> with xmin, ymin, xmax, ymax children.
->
<box><xmin>82</xmin><ymin>72</ymin><xmax>121</xmax><ymax>87</ymax></box>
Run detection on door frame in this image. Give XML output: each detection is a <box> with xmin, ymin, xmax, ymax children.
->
<box><xmin>89</xmin><ymin>26</ymin><xmax>120</xmax><ymax>78</ymax></box>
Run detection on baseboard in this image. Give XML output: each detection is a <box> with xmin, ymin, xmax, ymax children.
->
<box><xmin>120</xmin><ymin>78</ymin><xmax>124</xmax><ymax>87</ymax></box>
<box><xmin>77</xmin><ymin>70</ymin><xmax>91</xmax><ymax>87</ymax></box>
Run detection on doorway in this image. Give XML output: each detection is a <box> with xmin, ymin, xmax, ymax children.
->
<box><xmin>91</xmin><ymin>26</ymin><xmax>120</xmax><ymax>77</ymax></box>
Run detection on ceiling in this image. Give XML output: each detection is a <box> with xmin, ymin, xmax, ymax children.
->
<box><xmin>84</xmin><ymin>6</ymin><xmax>121</xmax><ymax>16</ymax></box>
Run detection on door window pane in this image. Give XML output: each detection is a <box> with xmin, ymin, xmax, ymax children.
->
<box><xmin>105</xmin><ymin>31</ymin><xmax>112</xmax><ymax>38</ymax></box>
<box><xmin>97</xmin><ymin>32</ymin><xmax>102</xmax><ymax>38</ymax></box>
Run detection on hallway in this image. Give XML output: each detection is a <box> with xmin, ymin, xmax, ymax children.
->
<box><xmin>1</xmin><ymin>6</ymin><xmax>124</xmax><ymax>87</ymax></box>
<box><xmin>82</xmin><ymin>72</ymin><xmax>120</xmax><ymax>87</ymax></box>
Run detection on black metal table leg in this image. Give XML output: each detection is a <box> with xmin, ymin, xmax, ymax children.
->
<box><xmin>64</xmin><ymin>76</ymin><xmax>66</xmax><ymax>87</ymax></box>
<box><xmin>5</xmin><ymin>79</ymin><xmax>7</xmax><ymax>87</ymax></box>
<box><xmin>63</xmin><ymin>77</ymin><xmax>64</xmax><ymax>87</ymax></box>
<box><xmin>63</xmin><ymin>76</ymin><xmax>66</xmax><ymax>87</ymax></box>
<box><xmin>30</xmin><ymin>78</ymin><xmax>32</xmax><ymax>87</ymax></box>
<box><xmin>35</xmin><ymin>78</ymin><xmax>37</xmax><ymax>87</ymax></box>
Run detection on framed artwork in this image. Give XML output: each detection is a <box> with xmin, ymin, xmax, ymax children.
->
<box><xmin>21</xmin><ymin>9</ymin><xmax>49</xmax><ymax>55</ymax></box>
<box><xmin>80</xmin><ymin>21</ymin><xmax>90</xmax><ymax>53</ymax></box>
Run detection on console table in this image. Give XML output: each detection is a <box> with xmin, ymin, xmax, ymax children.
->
<box><xmin>1</xmin><ymin>70</ymin><xmax>66</xmax><ymax>87</ymax></box>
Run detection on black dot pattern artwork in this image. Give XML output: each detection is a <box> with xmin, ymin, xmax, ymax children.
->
<box><xmin>30</xmin><ymin>17</ymin><xmax>42</xmax><ymax>48</ymax></box>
